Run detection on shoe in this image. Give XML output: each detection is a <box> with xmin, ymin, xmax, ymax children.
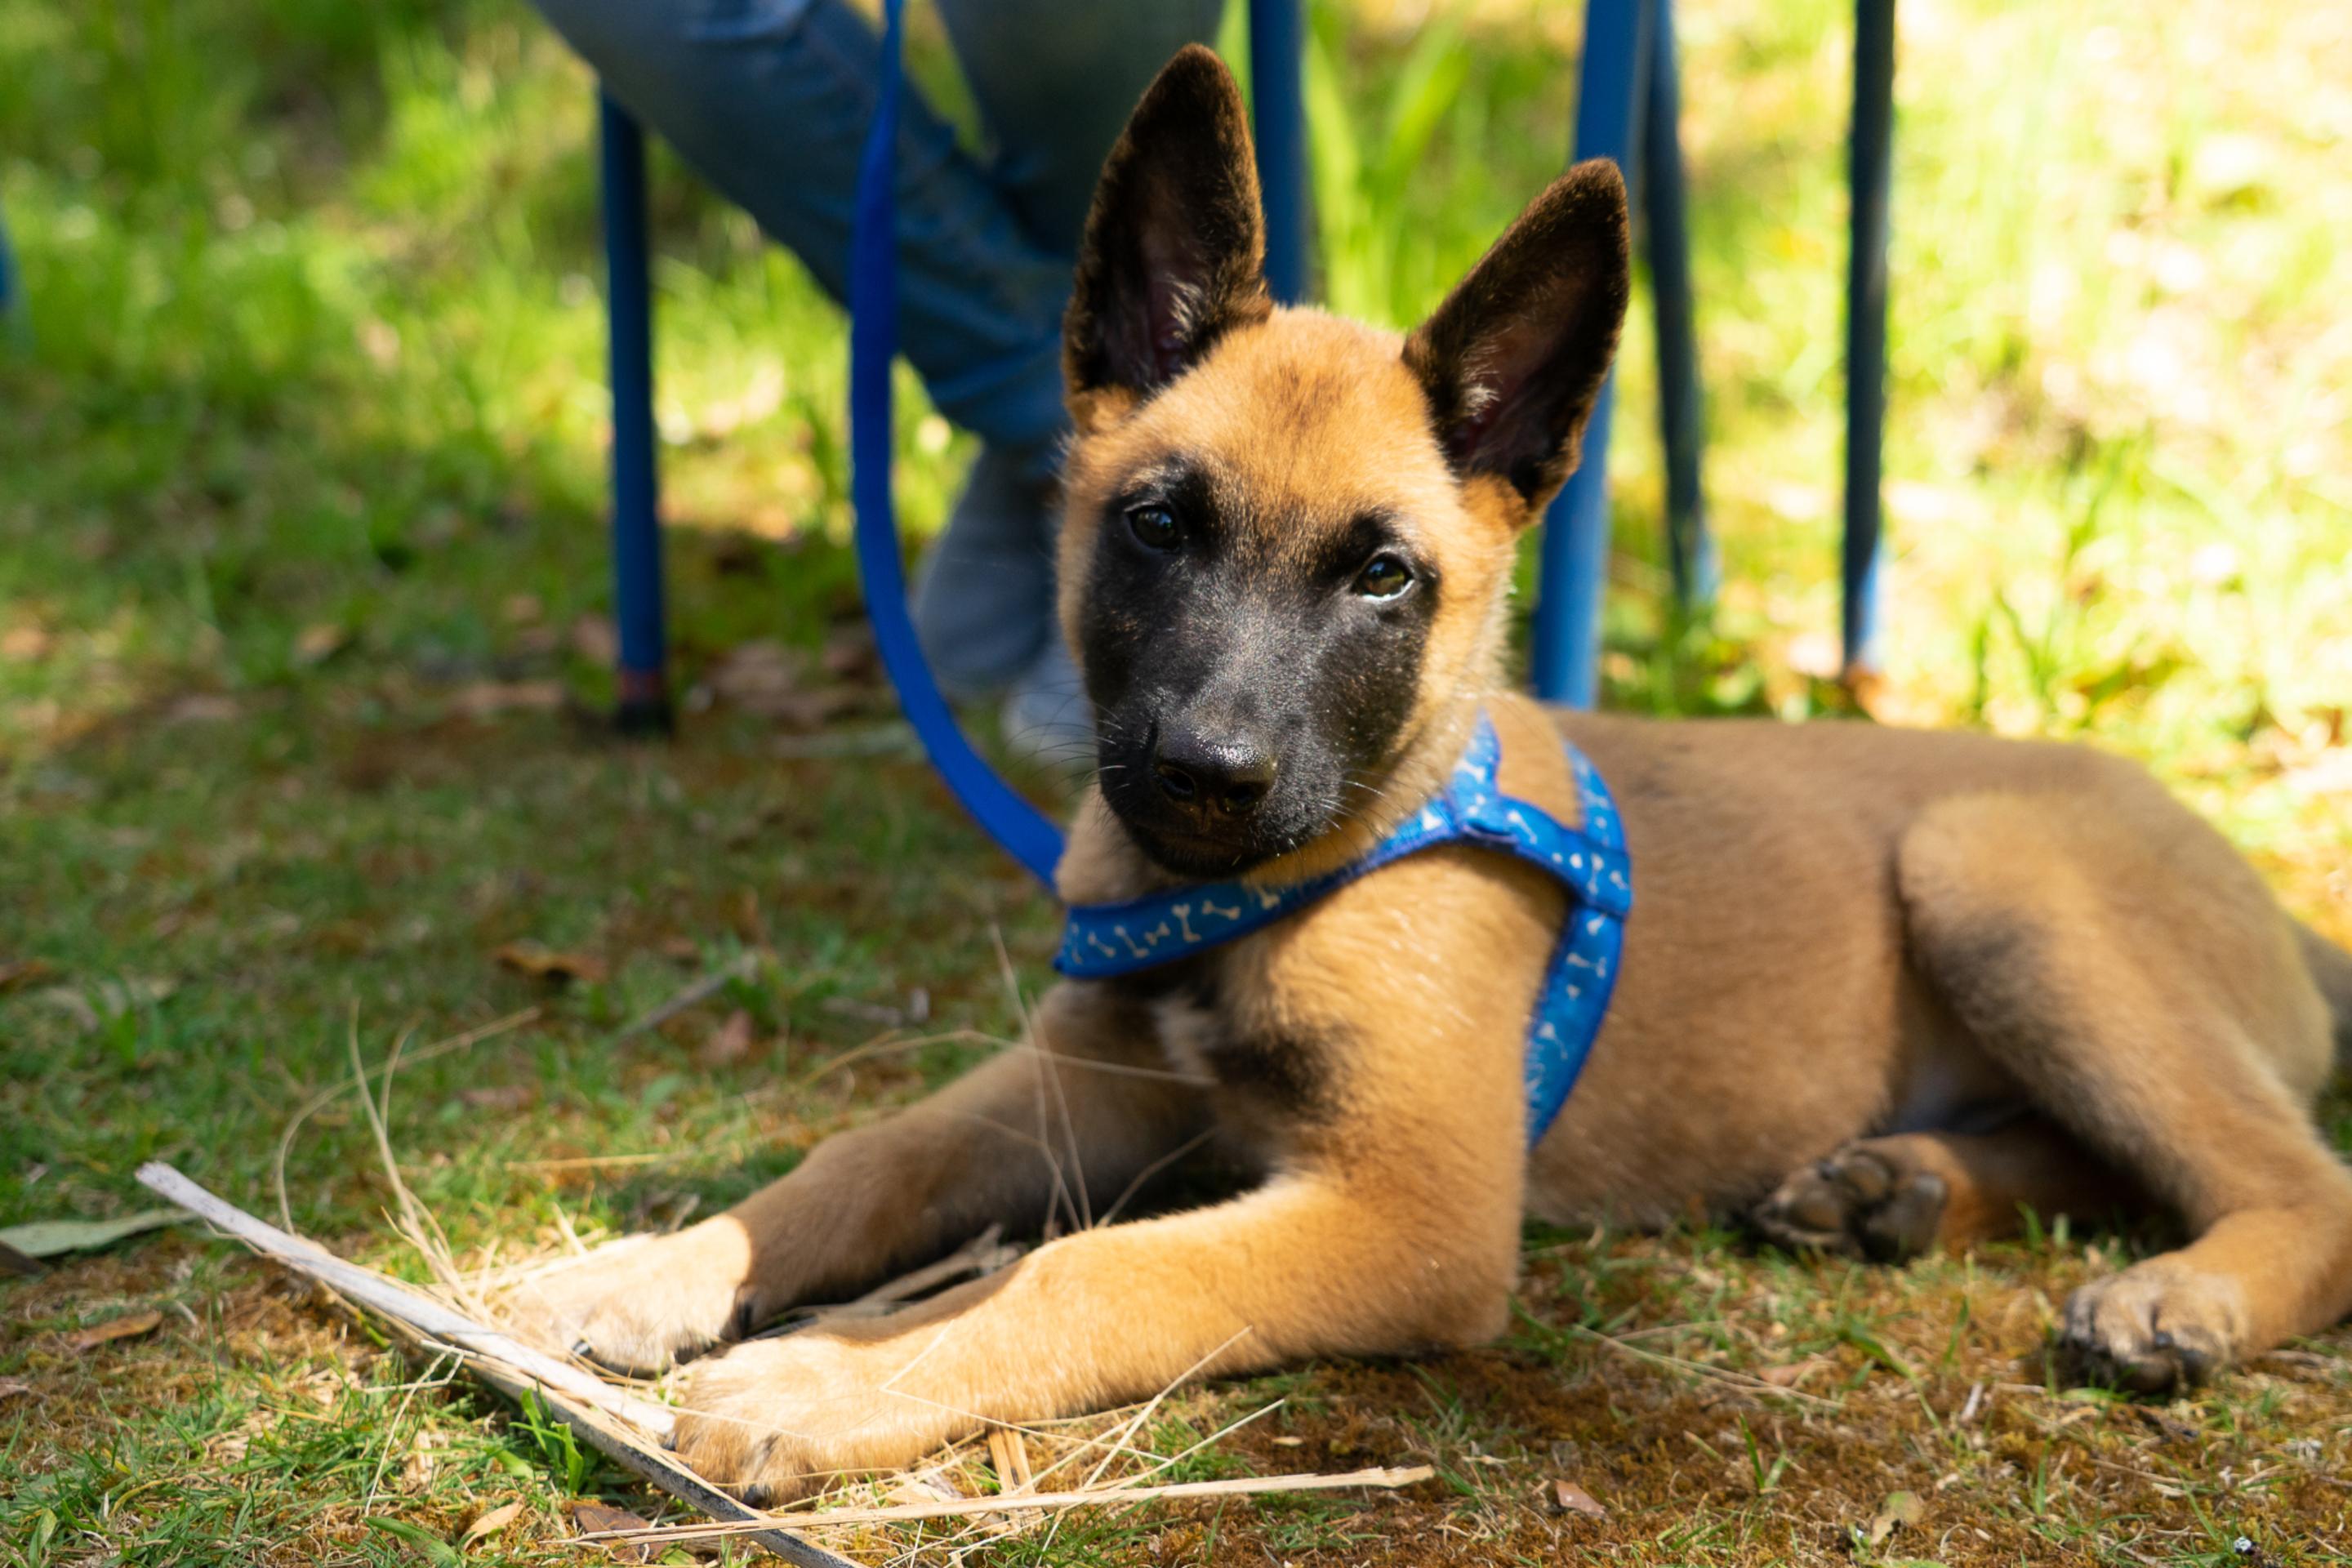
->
<box><xmin>911</xmin><ymin>444</ymin><xmax>1058</xmax><ymax>699</ymax></box>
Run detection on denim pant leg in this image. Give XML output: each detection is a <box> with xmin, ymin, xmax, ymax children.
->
<box><xmin>937</xmin><ymin>0</ymin><xmax>1227</xmax><ymax>256</ymax></box>
<box><xmin>533</xmin><ymin>0</ymin><xmax>1071</xmax><ymax>456</ymax></box>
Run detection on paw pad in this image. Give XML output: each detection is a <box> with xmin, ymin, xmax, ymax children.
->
<box><xmin>1753</xmin><ymin>1147</ymin><xmax>1948</xmax><ymax>1263</ymax></box>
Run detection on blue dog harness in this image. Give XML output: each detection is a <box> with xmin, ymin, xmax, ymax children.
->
<box><xmin>1055</xmin><ymin>715</ymin><xmax>1632</xmax><ymax>1145</ymax></box>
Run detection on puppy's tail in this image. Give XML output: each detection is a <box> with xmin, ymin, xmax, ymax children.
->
<box><xmin>2298</xmin><ymin>920</ymin><xmax>2352</xmax><ymax>1072</ymax></box>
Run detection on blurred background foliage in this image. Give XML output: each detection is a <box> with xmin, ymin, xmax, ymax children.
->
<box><xmin>4</xmin><ymin>0</ymin><xmax>2350</xmax><ymax>837</ymax></box>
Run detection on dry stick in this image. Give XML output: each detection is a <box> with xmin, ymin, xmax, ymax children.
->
<box><xmin>581</xmin><ymin>1464</ymin><xmax>1437</xmax><ymax>1543</ymax></box>
<box><xmin>142</xmin><ymin>1164</ymin><xmax>673</xmax><ymax>1431</ymax></box>
<box><xmin>132</xmin><ymin>1163</ymin><xmax>862</xmax><ymax>1568</ymax></box>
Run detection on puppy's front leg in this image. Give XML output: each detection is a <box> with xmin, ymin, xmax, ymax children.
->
<box><xmin>670</xmin><ymin>1157</ymin><xmax>1521</xmax><ymax>1499</ymax></box>
<box><xmin>513</xmin><ymin>983</ymin><xmax>1208</xmax><ymax>1370</ymax></box>
<box><xmin>670</xmin><ymin>853</ymin><xmax>1544</xmax><ymax>1499</ymax></box>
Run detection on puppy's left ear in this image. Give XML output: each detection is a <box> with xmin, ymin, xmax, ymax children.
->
<box><xmin>1402</xmin><ymin>159</ymin><xmax>1631</xmax><ymax>513</ymax></box>
<box><xmin>1063</xmin><ymin>45</ymin><xmax>1272</xmax><ymax>427</ymax></box>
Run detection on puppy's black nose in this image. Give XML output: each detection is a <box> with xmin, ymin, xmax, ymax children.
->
<box><xmin>1152</xmin><ymin>730</ymin><xmax>1276</xmax><ymax>819</ymax></box>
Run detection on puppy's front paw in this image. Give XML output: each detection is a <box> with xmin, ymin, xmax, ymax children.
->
<box><xmin>1753</xmin><ymin>1143</ymin><xmax>1949</xmax><ymax>1263</ymax></box>
<box><xmin>2059</xmin><ymin>1260</ymin><xmax>2247</xmax><ymax>1395</ymax></box>
<box><xmin>507</xmin><ymin>1218</ymin><xmax>759</xmax><ymax>1373</ymax></box>
<box><xmin>667</xmin><ymin>1336</ymin><xmax>955</xmax><ymax>1505</ymax></box>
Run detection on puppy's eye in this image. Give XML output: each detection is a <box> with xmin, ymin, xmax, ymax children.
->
<box><xmin>1353</xmin><ymin>554</ymin><xmax>1414</xmax><ymax>599</ymax></box>
<box><xmin>1127</xmin><ymin>505</ymin><xmax>1183</xmax><ymax>551</ymax></box>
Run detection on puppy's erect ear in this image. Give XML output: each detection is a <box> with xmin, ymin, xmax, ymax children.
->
<box><xmin>1402</xmin><ymin>160</ymin><xmax>1631</xmax><ymax>511</ymax></box>
<box><xmin>1063</xmin><ymin>45</ymin><xmax>1272</xmax><ymax>421</ymax></box>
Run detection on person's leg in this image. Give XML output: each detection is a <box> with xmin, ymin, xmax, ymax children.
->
<box><xmin>930</xmin><ymin>0</ymin><xmax>1224</xmax><ymax>742</ymax></box>
<box><xmin>535</xmin><ymin>0</ymin><xmax>1068</xmax><ymax>693</ymax></box>
<box><xmin>938</xmin><ymin>0</ymin><xmax>1228</xmax><ymax>256</ymax></box>
<box><xmin>539</xmin><ymin>0</ymin><xmax>1071</xmax><ymax>460</ymax></box>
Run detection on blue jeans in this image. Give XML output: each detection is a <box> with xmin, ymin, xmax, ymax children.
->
<box><xmin>533</xmin><ymin>0</ymin><xmax>1223</xmax><ymax>461</ymax></box>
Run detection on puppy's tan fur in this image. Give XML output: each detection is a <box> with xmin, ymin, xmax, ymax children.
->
<box><xmin>521</xmin><ymin>49</ymin><xmax>2352</xmax><ymax>1499</ymax></box>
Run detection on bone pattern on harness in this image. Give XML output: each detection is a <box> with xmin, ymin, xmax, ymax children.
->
<box><xmin>1056</xmin><ymin>714</ymin><xmax>1630</xmax><ymax>1146</ymax></box>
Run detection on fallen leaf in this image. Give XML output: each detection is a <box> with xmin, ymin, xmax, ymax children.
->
<box><xmin>461</xmin><ymin>1499</ymin><xmax>523</xmax><ymax>1548</ymax></box>
<box><xmin>448</xmin><ymin>679</ymin><xmax>567</xmax><ymax>719</ymax></box>
<box><xmin>1865</xmin><ymin>1488</ymin><xmax>1925</xmax><ymax>1549</ymax></box>
<box><xmin>66</xmin><ymin>1308</ymin><xmax>163</xmax><ymax>1352</ymax></box>
<box><xmin>568</xmin><ymin>1501</ymin><xmax>653</xmax><ymax>1561</ymax></box>
<box><xmin>493</xmin><ymin>942</ymin><xmax>609</xmax><ymax>984</ymax></box>
<box><xmin>0</xmin><ymin>958</ymin><xmax>55</xmax><ymax>993</ymax></box>
<box><xmin>1550</xmin><ymin>1478</ymin><xmax>1606</xmax><ymax>1517</ymax></box>
<box><xmin>292</xmin><ymin>623</ymin><xmax>350</xmax><ymax>666</ymax></box>
<box><xmin>0</xmin><ymin>1209</ymin><xmax>182</xmax><ymax>1259</ymax></box>
<box><xmin>0</xmin><ymin>1378</ymin><xmax>31</xmax><ymax>1402</ymax></box>
<box><xmin>696</xmin><ymin>1009</ymin><xmax>756</xmax><ymax>1069</ymax></box>
<box><xmin>458</xmin><ymin>1084</ymin><xmax>533</xmax><ymax>1112</ymax></box>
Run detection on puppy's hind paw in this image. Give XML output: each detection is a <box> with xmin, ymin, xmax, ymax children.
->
<box><xmin>1753</xmin><ymin>1143</ymin><xmax>1949</xmax><ymax>1264</ymax></box>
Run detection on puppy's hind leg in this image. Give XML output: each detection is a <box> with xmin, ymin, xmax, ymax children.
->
<box><xmin>1898</xmin><ymin>788</ymin><xmax>2352</xmax><ymax>1393</ymax></box>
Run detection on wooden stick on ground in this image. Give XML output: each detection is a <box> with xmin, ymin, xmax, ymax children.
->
<box><xmin>135</xmin><ymin>1162</ymin><xmax>861</xmax><ymax>1568</ymax></box>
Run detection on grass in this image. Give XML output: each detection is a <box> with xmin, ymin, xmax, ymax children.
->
<box><xmin>3</xmin><ymin>0</ymin><xmax>2350</xmax><ymax>1561</ymax></box>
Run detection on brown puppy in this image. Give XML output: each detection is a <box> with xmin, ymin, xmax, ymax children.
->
<box><xmin>519</xmin><ymin>47</ymin><xmax>2352</xmax><ymax>1501</ymax></box>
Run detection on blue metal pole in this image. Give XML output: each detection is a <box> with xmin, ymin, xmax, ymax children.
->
<box><xmin>0</xmin><ymin>203</ymin><xmax>16</xmax><ymax>317</ymax></box>
<box><xmin>1642</xmin><ymin>0</ymin><xmax>1713</xmax><ymax>612</ymax></box>
<box><xmin>1535</xmin><ymin>0</ymin><xmax>1652</xmax><ymax>707</ymax></box>
<box><xmin>600</xmin><ymin>89</ymin><xmax>670</xmax><ymax>733</ymax></box>
<box><xmin>1843</xmin><ymin>0</ymin><xmax>1895</xmax><ymax>675</ymax></box>
<box><xmin>1248</xmin><ymin>0</ymin><xmax>1312</xmax><ymax>305</ymax></box>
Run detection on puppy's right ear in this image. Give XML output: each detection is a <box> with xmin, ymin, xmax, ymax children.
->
<box><xmin>1063</xmin><ymin>45</ymin><xmax>1272</xmax><ymax>427</ymax></box>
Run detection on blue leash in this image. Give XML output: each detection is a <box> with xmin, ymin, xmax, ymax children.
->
<box><xmin>852</xmin><ymin>0</ymin><xmax>1067</xmax><ymax>887</ymax></box>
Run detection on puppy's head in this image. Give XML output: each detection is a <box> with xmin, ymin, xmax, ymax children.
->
<box><xmin>1058</xmin><ymin>46</ymin><xmax>1628</xmax><ymax>880</ymax></box>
